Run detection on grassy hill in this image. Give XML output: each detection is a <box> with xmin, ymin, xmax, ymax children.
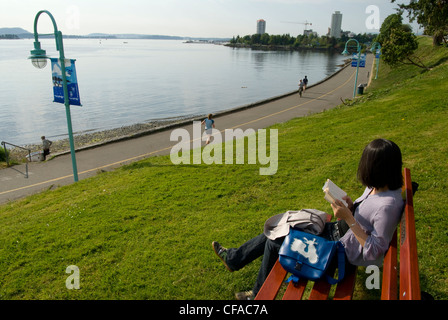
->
<box><xmin>0</xmin><ymin>36</ymin><xmax>447</xmax><ymax>300</ymax></box>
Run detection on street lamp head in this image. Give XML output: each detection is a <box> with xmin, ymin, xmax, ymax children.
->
<box><xmin>29</xmin><ymin>41</ymin><xmax>49</xmax><ymax>69</ymax></box>
<box><xmin>341</xmin><ymin>48</ymin><xmax>349</xmax><ymax>56</ymax></box>
<box><xmin>30</xmin><ymin>57</ymin><xmax>48</xmax><ymax>69</ymax></box>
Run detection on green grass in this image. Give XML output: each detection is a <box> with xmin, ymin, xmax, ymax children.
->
<box><xmin>0</xmin><ymin>36</ymin><xmax>447</xmax><ymax>300</ymax></box>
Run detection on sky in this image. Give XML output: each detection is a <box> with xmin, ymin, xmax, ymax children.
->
<box><xmin>1</xmin><ymin>0</ymin><xmax>420</xmax><ymax>38</ymax></box>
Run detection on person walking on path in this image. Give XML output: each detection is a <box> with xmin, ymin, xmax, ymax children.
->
<box><xmin>298</xmin><ymin>80</ymin><xmax>305</xmax><ymax>97</ymax></box>
<box><xmin>41</xmin><ymin>136</ymin><xmax>52</xmax><ymax>160</ymax></box>
<box><xmin>201</xmin><ymin>114</ymin><xmax>215</xmax><ymax>145</ymax></box>
<box><xmin>303</xmin><ymin>76</ymin><xmax>309</xmax><ymax>91</ymax></box>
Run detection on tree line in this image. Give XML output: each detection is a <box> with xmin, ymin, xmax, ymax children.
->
<box><xmin>0</xmin><ymin>34</ymin><xmax>19</xmax><ymax>39</ymax></box>
<box><xmin>228</xmin><ymin>33</ymin><xmax>377</xmax><ymax>51</ymax></box>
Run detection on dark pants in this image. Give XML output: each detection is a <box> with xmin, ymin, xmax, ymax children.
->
<box><xmin>225</xmin><ymin>220</ymin><xmax>349</xmax><ymax>296</ymax></box>
<box><xmin>43</xmin><ymin>149</ymin><xmax>50</xmax><ymax>160</ymax></box>
<box><xmin>225</xmin><ymin>234</ymin><xmax>283</xmax><ymax>295</ymax></box>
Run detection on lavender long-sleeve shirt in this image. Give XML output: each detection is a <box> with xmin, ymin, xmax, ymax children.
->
<box><xmin>340</xmin><ymin>187</ymin><xmax>404</xmax><ymax>266</ymax></box>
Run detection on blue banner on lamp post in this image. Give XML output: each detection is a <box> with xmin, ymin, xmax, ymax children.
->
<box><xmin>50</xmin><ymin>58</ymin><xmax>81</xmax><ymax>106</ymax></box>
<box><xmin>351</xmin><ymin>53</ymin><xmax>366</xmax><ymax>68</ymax></box>
<box><xmin>375</xmin><ymin>50</ymin><xmax>381</xmax><ymax>59</ymax></box>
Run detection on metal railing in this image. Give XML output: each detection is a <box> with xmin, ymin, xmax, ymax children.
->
<box><xmin>1</xmin><ymin>141</ymin><xmax>31</xmax><ymax>178</ymax></box>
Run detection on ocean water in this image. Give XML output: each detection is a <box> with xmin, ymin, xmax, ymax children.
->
<box><xmin>0</xmin><ymin>39</ymin><xmax>346</xmax><ymax>145</ymax></box>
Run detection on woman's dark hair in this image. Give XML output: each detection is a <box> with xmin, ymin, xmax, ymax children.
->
<box><xmin>208</xmin><ymin>114</ymin><xmax>213</xmax><ymax>119</ymax></box>
<box><xmin>357</xmin><ymin>139</ymin><xmax>403</xmax><ymax>190</ymax></box>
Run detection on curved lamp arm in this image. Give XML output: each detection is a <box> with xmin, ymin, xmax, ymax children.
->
<box><xmin>342</xmin><ymin>38</ymin><xmax>361</xmax><ymax>55</ymax></box>
<box><xmin>30</xmin><ymin>10</ymin><xmax>67</xmax><ymax>68</ymax></box>
<box><xmin>33</xmin><ymin>10</ymin><xmax>59</xmax><ymax>41</ymax></box>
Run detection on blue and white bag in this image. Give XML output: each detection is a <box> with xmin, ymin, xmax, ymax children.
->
<box><xmin>279</xmin><ymin>227</ymin><xmax>346</xmax><ymax>284</ymax></box>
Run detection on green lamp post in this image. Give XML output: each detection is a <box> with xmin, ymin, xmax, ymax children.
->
<box><xmin>28</xmin><ymin>10</ymin><xmax>79</xmax><ymax>182</ymax></box>
<box><xmin>342</xmin><ymin>38</ymin><xmax>362</xmax><ymax>98</ymax></box>
<box><xmin>370</xmin><ymin>42</ymin><xmax>382</xmax><ymax>80</ymax></box>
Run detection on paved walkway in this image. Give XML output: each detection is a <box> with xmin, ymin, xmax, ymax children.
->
<box><xmin>0</xmin><ymin>54</ymin><xmax>373</xmax><ymax>204</ymax></box>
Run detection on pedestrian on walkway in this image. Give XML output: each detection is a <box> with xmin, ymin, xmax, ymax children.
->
<box><xmin>303</xmin><ymin>76</ymin><xmax>309</xmax><ymax>91</ymax></box>
<box><xmin>41</xmin><ymin>136</ymin><xmax>52</xmax><ymax>160</ymax></box>
<box><xmin>298</xmin><ymin>80</ymin><xmax>304</xmax><ymax>97</ymax></box>
<box><xmin>201</xmin><ymin>114</ymin><xmax>215</xmax><ymax>145</ymax></box>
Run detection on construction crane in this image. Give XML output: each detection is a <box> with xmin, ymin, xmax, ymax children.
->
<box><xmin>281</xmin><ymin>20</ymin><xmax>313</xmax><ymax>34</ymax></box>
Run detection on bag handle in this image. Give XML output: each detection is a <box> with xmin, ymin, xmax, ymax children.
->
<box><xmin>325</xmin><ymin>242</ymin><xmax>346</xmax><ymax>285</ymax></box>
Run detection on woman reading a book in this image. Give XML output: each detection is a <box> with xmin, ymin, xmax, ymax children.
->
<box><xmin>212</xmin><ymin>138</ymin><xmax>405</xmax><ymax>300</ymax></box>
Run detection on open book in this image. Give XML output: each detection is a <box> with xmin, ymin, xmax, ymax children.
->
<box><xmin>322</xmin><ymin>179</ymin><xmax>348</xmax><ymax>207</ymax></box>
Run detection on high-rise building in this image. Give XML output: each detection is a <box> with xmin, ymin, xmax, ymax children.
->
<box><xmin>304</xmin><ymin>29</ymin><xmax>317</xmax><ymax>37</ymax></box>
<box><xmin>329</xmin><ymin>11</ymin><xmax>342</xmax><ymax>38</ymax></box>
<box><xmin>257</xmin><ymin>19</ymin><xmax>266</xmax><ymax>35</ymax></box>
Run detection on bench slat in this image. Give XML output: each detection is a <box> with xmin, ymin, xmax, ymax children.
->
<box><xmin>399</xmin><ymin>168</ymin><xmax>421</xmax><ymax>300</ymax></box>
<box><xmin>333</xmin><ymin>263</ymin><xmax>357</xmax><ymax>300</ymax></box>
<box><xmin>381</xmin><ymin>230</ymin><xmax>397</xmax><ymax>300</ymax></box>
<box><xmin>308</xmin><ymin>262</ymin><xmax>337</xmax><ymax>300</ymax></box>
<box><xmin>282</xmin><ymin>278</ymin><xmax>308</xmax><ymax>300</ymax></box>
<box><xmin>255</xmin><ymin>260</ymin><xmax>287</xmax><ymax>300</ymax></box>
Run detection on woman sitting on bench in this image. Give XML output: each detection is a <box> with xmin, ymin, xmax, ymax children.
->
<box><xmin>212</xmin><ymin>138</ymin><xmax>405</xmax><ymax>300</ymax></box>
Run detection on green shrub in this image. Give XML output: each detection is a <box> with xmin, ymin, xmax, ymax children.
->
<box><xmin>0</xmin><ymin>146</ymin><xmax>6</xmax><ymax>162</ymax></box>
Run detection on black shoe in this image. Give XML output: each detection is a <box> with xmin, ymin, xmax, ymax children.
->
<box><xmin>212</xmin><ymin>241</ymin><xmax>233</xmax><ymax>272</ymax></box>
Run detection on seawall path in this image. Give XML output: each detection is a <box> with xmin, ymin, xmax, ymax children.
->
<box><xmin>0</xmin><ymin>54</ymin><xmax>373</xmax><ymax>204</ymax></box>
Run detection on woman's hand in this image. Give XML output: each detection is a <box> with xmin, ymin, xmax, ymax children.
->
<box><xmin>331</xmin><ymin>199</ymin><xmax>355</xmax><ymax>223</ymax></box>
<box><xmin>331</xmin><ymin>199</ymin><xmax>368</xmax><ymax>247</ymax></box>
<box><xmin>342</xmin><ymin>195</ymin><xmax>354</xmax><ymax>211</ymax></box>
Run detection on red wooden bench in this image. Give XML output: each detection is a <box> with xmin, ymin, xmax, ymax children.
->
<box><xmin>255</xmin><ymin>168</ymin><xmax>420</xmax><ymax>300</ymax></box>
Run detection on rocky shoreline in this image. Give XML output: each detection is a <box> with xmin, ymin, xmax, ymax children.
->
<box><xmin>4</xmin><ymin>115</ymin><xmax>203</xmax><ymax>163</ymax></box>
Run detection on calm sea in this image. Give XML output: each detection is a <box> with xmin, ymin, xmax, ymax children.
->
<box><xmin>0</xmin><ymin>39</ymin><xmax>346</xmax><ymax>145</ymax></box>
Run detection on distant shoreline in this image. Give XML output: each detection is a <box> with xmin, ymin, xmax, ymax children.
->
<box><xmin>225</xmin><ymin>43</ymin><xmax>343</xmax><ymax>53</ymax></box>
<box><xmin>0</xmin><ymin>27</ymin><xmax>231</xmax><ymax>42</ymax></box>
